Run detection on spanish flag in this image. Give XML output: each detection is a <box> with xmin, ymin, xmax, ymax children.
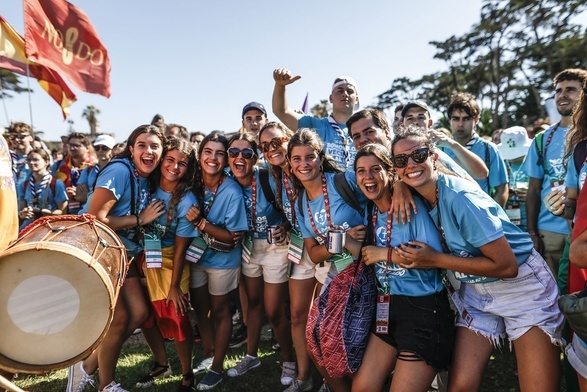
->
<box><xmin>0</xmin><ymin>16</ymin><xmax>76</xmax><ymax>118</ymax></box>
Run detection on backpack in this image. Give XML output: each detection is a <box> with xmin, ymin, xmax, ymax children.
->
<box><xmin>24</xmin><ymin>176</ymin><xmax>57</xmax><ymax>195</ymax></box>
<box><xmin>297</xmin><ymin>172</ymin><xmax>363</xmax><ymax>218</ymax></box>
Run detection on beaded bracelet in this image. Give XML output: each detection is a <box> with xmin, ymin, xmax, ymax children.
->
<box><xmin>135</xmin><ymin>214</ymin><xmax>140</xmax><ymax>228</ymax></box>
<box><xmin>387</xmin><ymin>246</ymin><xmax>393</xmax><ymax>263</ymax></box>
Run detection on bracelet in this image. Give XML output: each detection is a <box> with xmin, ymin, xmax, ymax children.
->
<box><xmin>197</xmin><ymin>218</ymin><xmax>207</xmax><ymax>231</ymax></box>
<box><xmin>387</xmin><ymin>247</ymin><xmax>393</xmax><ymax>263</ymax></box>
<box><xmin>527</xmin><ymin>230</ymin><xmax>544</xmax><ymax>238</ymax></box>
<box><xmin>135</xmin><ymin>214</ymin><xmax>141</xmax><ymax>228</ymax></box>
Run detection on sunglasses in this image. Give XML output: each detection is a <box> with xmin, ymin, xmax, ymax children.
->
<box><xmin>94</xmin><ymin>145</ymin><xmax>111</xmax><ymax>151</ymax></box>
<box><xmin>259</xmin><ymin>137</ymin><xmax>288</xmax><ymax>153</ymax></box>
<box><xmin>391</xmin><ymin>148</ymin><xmax>430</xmax><ymax>168</ymax></box>
<box><xmin>228</xmin><ymin>147</ymin><xmax>256</xmax><ymax>159</ymax></box>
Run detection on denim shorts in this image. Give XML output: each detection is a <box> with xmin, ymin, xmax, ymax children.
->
<box><xmin>568</xmin><ymin>334</ymin><xmax>587</xmax><ymax>379</ymax></box>
<box><xmin>456</xmin><ymin>250</ymin><xmax>564</xmax><ymax>346</ymax></box>
<box><xmin>373</xmin><ymin>291</ymin><xmax>455</xmax><ymax>372</ymax></box>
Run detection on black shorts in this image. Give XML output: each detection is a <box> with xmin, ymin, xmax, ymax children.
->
<box><xmin>373</xmin><ymin>290</ymin><xmax>455</xmax><ymax>372</ymax></box>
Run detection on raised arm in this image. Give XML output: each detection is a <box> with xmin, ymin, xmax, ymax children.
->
<box><xmin>272</xmin><ymin>68</ymin><xmax>302</xmax><ymax>132</ymax></box>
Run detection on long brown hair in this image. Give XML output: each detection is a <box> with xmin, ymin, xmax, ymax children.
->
<box><xmin>565</xmin><ymin>80</ymin><xmax>587</xmax><ymax>166</ymax></box>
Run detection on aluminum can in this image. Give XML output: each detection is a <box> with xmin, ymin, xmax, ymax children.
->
<box><xmin>326</xmin><ymin>227</ymin><xmax>346</xmax><ymax>254</ymax></box>
<box><xmin>267</xmin><ymin>225</ymin><xmax>279</xmax><ymax>244</ymax></box>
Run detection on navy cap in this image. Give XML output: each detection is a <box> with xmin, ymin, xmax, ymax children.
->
<box><xmin>242</xmin><ymin>102</ymin><xmax>267</xmax><ymax>118</ymax></box>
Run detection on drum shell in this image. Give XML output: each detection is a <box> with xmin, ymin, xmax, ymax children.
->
<box><xmin>0</xmin><ymin>216</ymin><xmax>126</xmax><ymax>374</ymax></box>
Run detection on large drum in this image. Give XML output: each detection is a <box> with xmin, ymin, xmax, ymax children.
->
<box><xmin>0</xmin><ymin>215</ymin><xmax>126</xmax><ymax>374</ymax></box>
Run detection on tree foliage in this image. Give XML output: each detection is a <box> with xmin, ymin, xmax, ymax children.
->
<box><xmin>82</xmin><ymin>105</ymin><xmax>100</xmax><ymax>136</ymax></box>
<box><xmin>372</xmin><ymin>0</ymin><xmax>587</xmax><ymax>136</ymax></box>
<box><xmin>0</xmin><ymin>69</ymin><xmax>31</xmax><ymax>99</ymax></box>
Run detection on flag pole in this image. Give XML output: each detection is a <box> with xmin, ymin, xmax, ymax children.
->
<box><xmin>24</xmin><ymin>59</ymin><xmax>34</xmax><ymax>135</ymax></box>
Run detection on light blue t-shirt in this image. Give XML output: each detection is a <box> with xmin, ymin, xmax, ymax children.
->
<box><xmin>298</xmin><ymin>116</ymin><xmax>356</xmax><ymax>171</ymax></box>
<box><xmin>150</xmin><ymin>187</ymin><xmax>197</xmax><ymax>248</ymax></box>
<box><xmin>238</xmin><ymin>167</ymin><xmax>284</xmax><ymax>239</ymax></box>
<box><xmin>89</xmin><ymin>158</ymin><xmax>150</xmax><ymax>251</ymax></box>
<box><xmin>523</xmin><ymin>124</ymin><xmax>570</xmax><ymax>235</ymax></box>
<box><xmin>18</xmin><ymin>175</ymin><xmax>68</xmax><ymax>230</ymax></box>
<box><xmin>444</xmin><ymin>136</ymin><xmax>508</xmax><ymax>194</ymax></box>
<box><xmin>371</xmin><ymin>196</ymin><xmax>444</xmax><ymax>296</ymax></box>
<box><xmin>295</xmin><ymin>172</ymin><xmax>365</xmax><ymax>269</ymax></box>
<box><xmin>77</xmin><ymin>165</ymin><xmax>100</xmax><ymax>210</ymax></box>
<box><xmin>14</xmin><ymin>154</ymin><xmax>31</xmax><ymax>200</ymax></box>
<box><xmin>564</xmin><ymin>145</ymin><xmax>587</xmax><ymax>192</ymax></box>
<box><xmin>430</xmin><ymin>173</ymin><xmax>534</xmax><ymax>283</ymax></box>
<box><xmin>198</xmin><ymin>177</ymin><xmax>249</xmax><ymax>269</ymax></box>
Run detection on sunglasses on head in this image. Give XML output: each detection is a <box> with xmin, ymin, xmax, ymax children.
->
<box><xmin>94</xmin><ymin>145</ymin><xmax>111</xmax><ymax>151</ymax></box>
<box><xmin>391</xmin><ymin>147</ymin><xmax>430</xmax><ymax>168</ymax></box>
<box><xmin>228</xmin><ymin>147</ymin><xmax>256</xmax><ymax>159</ymax></box>
<box><xmin>259</xmin><ymin>137</ymin><xmax>288</xmax><ymax>153</ymax></box>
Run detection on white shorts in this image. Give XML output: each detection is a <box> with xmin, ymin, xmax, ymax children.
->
<box><xmin>241</xmin><ymin>239</ymin><xmax>289</xmax><ymax>284</ymax></box>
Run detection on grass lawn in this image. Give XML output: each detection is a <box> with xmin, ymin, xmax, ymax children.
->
<box><xmin>7</xmin><ymin>327</ymin><xmax>562</xmax><ymax>392</ymax></box>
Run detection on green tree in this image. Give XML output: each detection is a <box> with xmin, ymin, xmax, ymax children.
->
<box><xmin>311</xmin><ymin>99</ymin><xmax>330</xmax><ymax>118</ymax></box>
<box><xmin>82</xmin><ymin>105</ymin><xmax>100</xmax><ymax>137</ymax></box>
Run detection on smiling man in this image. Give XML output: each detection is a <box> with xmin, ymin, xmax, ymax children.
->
<box><xmin>273</xmin><ymin>68</ymin><xmax>359</xmax><ymax>171</ymax></box>
<box><xmin>523</xmin><ymin>68</ymin><xmax>587</xmax><ymax>276</ymax></box>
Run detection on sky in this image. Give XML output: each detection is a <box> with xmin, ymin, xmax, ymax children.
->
<box><xmin>2</xmin><ymin>1</ymin><xmax>586</xmax><ymax>143</ymax></box>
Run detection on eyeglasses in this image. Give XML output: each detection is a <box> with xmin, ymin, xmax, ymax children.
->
<box><xmin>228</xmin><ymin>147</ymin><xmax>256</xmax><ymax>159</ymax></box>
<box><xmin>259</xmin><ymin>137</ymin><xmax>288</xmax><ymax>153</ymax></box>
<box><xmin>94</xmin><ymin>145</ymin><xmax>111</xmax><ymax>151</ymax></box>
<box><xmin>391</xmin><ymin>148</ymin><xmax>430</xmax><ymax>168</ymax></box>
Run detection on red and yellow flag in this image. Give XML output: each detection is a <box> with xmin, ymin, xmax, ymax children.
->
<box><xmin>0</xmin><ymin>15</ymin><xmax>76</xmax><ymax>118</ymax></box>
<box><xmin>24</xmin><ymin>0</ymin><xmax>111</xmax><ymax>98</ymax></box>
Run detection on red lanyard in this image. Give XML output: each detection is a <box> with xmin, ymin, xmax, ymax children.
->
<box><xmin>307</xmin><ymin>173</ymin><xmax>333</xmax><ymax>240</ymax></box>
<box><xmin>250</xmin><ymin>173</ymin><xmax>257</xmax><ymax>232</ymax></box>
<box><xmin>205</xmin><ymin>175</ymin><xmax>224</xmax><ymax>216</ymax></box>
<box><xmin>372</xmin><ymin>205</ymin><xmax>393</xmax><ymax>247</ymax></box>
<box><xmin>282</xmin><ymin>173</ymin><xmax>296</xmax><ymax>225</ymax></box>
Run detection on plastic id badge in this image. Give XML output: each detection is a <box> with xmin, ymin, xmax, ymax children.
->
<box><xmin>375</xmin><ymin>294</ymin><xmax>390</xmax><ymax>334</ymax></box>
<box><xmin>242</xmin><ymin>235</ymin><xmax>253</xmax><ymax>264</ymax></box>
<box><xmin>287</xmin><ymin>231</ymin><xmax>304</xmax><ymax>264</ymax></box>
<box><xmin>186</xmin><ymin>236</ymin><xmax>207</xmax><ymax>264</ymax></box>
<box><xmin>143</xmin><ymin>233</ymin><xmax>162</xmax><ymax>268</ymax></box>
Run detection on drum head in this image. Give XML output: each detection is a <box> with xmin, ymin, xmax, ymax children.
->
<box><xmin>0</xmin><ymin>245</ymin><xmax>114</xmax><ymax>372</ymax></box>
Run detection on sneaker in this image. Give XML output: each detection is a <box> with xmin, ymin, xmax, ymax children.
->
<box><xmin>193</xmin><ymin>356</ymin><xmax>214</xmax><ymax>375</ymax></box>
<box><xmin>317</xmin><ymin>381</ymin><xmax>333</xmax><ymax>392</ymax></box>
<box><xmin>284</xmin><ymin>377</ymin><xmax>314</xmax><ymax>392</ymax></box>
<box><xmin>227</xmin><ymin>355</ymin><xmax>261</xmax><ymax>377</ymax></box>
<box><xmin>67</xmin><ymin>361</ymin><xmax>95</xmax><ymax>392</ymax></box>
<box><xmin>100</xmin><ymin>381</ymin><xmax>129</xmax><ymax>392</ymax></box>
<box><xmin>196</xmin><ymin>370</ymin><xmax>224</xmax><ymax>390</ymax></box>
<box><xmin>135</xmin><ymin>362</ymin><xmax>172</xmax><ymax>388</ymax></box>
<box><xmin>280</xmin><ymin>361</ymin><xmax>296</xmax><ymax>386</ymax></box>
<box><xmin>229</xmin><ymin>325</ymin><xmax>247</xmax><ymax>348</ymax></box>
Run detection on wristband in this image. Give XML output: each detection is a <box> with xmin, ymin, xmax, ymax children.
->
<box><xmin>135</xmin><ymin>214</ymin><xmax>141</xmax><ymax>228</ymax></box>
<box><xmin>197</xmin><ymin>218</ymin><xmax>207</xmax><ymax>231</ymax></box>
<box><xmin>387</xmin><ymin>247</ymin><xmax>393</xmax><ymax>263</ymax></box>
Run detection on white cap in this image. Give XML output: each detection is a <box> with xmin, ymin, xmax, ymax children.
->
<box><xmin>498</xmin><ymin>126</ymin><xmax>532</xmax><ymax>160</ymax></box>
<box><xmin>93</xmin><ymin>135</ymin><xmax>115</xmax><ymax>149</ymax></box>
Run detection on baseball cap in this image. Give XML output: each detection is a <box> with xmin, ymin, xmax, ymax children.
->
<box><xmin>401</xmin><ymin>100</ymin><xmax>430</xmax><ymax>117</ymax></box>
<box><xmin>242</xmin><ymin>102</ymin><xmax>267</xmax><ymax>118</ymax></box>
<box><xmin>93</xmin><ymin>134</ymin><xmax>115</xmax><ymax>149</ymax></box>
<box><xmin>332</xmin><ymin>76</ymin><xmax>358</xmax><ymax>93</ymax></box>
<box><xmin>498</xmin><ymin>126</ymin><xmax>532</xmax><ymax>160</ymax></box>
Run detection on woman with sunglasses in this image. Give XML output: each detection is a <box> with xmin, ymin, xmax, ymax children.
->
<box><xmin>348</xmin><ymin>143</ymin><xmax>454</xmax><ymax>392</ymax></box>
<box><xmin>287</xmin><ymin>128</ymin><xmax>366</xmax><ymax>392</ymax></box>
<box><xmin>67</xmin><ymin>125</ymin><xmax>167</xmax><ymax>392</ymax></box>
<box><xmin>18</xmin><ymin>148</ymin><xmax>68</xmax><ymax>230</ymax></box>
<box><xmin>259</xmin><ymin>122</ymin><xmax>330</xmax><ymax>392</ymax></box>
<box><xmin>225</xmin><ymin>133</ymin><xmax>296</xmax><ymax>386</ymax></box>
<box><xmin>390</xmin><ymin>125</ymin><xmax>563</xmax><ymax>392</ymax></box>
<box><xmin>187</xmin><ymin>132</ymin><xmax>248</xmax><ymax>391</ymax></box>
<box><xmin>135</xmin><ymin>137</ymin><xmax>198</xmax><ymax>391</ymax></box>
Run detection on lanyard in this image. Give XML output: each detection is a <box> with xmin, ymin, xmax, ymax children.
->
<box><xmin>282</xmin><ymin>173</ymin><xmax>296</xmax><ymax>226</ymax></box>
<box><xmin>205</xmin><ymin>175</ymin><xmax>224</xmax><ymax>216</ymax></box>
<box><xmin>307</xmin><ymin>173</ymin><xmax>333</xmax><ymax>240</ymax></box>
<box><xmin>433</xmin><ymin>186</ymin><xmax>451</xmax><ymax>254</ymax></box>
<box><xmin>372</xmin><ymin>203</ymin><xmax>392</xmax><ymax>294</ymax></box>
<box><xmin>250</xmin><ymin>173</ymin><xmax>257</xmax><ymax>232</ymax></box>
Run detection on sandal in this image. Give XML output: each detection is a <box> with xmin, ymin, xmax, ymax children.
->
<box><xmin>177</xmin><ymin>372</ymin><xmax>196</xmax><ymax>392</ymax></box>
<box><xmin>135</xmin><ymin>361</ymin><xmax>172</xmax><ymax>388</ymax></box>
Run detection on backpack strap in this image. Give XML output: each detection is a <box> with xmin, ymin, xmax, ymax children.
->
<box><xmin>258</xmin><ymin>168</ymin><xmax>279</xmax><ymax>211</ymax></box>
<box><xmin>574</xmin><ymin>140</ymin><xmax>587</xmax><ymax>174</ymax></box>
<box><xmin>333</xmin><ymin>172</ymin><xmax>364</xmax><ymax>216</ymax></box>
<box><xmin>534</xmin><ymin>131</ymin><xmax>545</xmax><ymax>168</ymax></box>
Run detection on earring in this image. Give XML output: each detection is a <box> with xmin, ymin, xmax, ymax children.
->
<box><xmin>433</xmin><ymin>161</ymin><xmax>437</xmax><ymax>170</ymax></box>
